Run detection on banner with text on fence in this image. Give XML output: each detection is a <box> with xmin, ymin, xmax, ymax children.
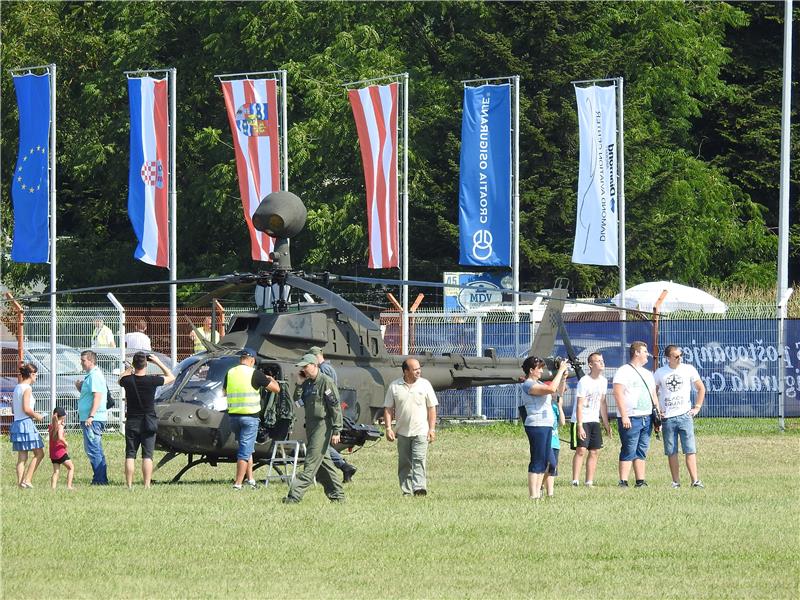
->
<box><xmin>573</xmin><ymin>84</ymin><xmax>618</xmax><ymax>266</ymax></box>
<box><xmin>127</xmin><ymin>76</ymin><xmax>169</xmax><ymax>268</ymax></box>
<box><xmin>11</xmin><ymin>73</ymin><xmax>51</xmax><ymax>264</ymax></box>
<box><xmin>348</xmin><ymin>83</ymin><xmax>399</xmax><ymax>269</ymax></box>
<box><xmin>221</xmin><ymin>78</ymin><xmax>280</xmax><ymax>262</ymax></box>
<box><xmin>458</xmin><ymin>84</ymin><xmax>511</xmax><ymax>267</ymax></box>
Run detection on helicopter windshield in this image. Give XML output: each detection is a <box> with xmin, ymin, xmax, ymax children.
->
<box><xmin>157</xmin><ymin>355</ymin><xmax>241</xmax><ymax>409</ymax></box>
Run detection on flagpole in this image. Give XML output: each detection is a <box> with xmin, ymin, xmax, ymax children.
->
<box><xmin>617</xmin><ymin>77</ymin><xmax>626</xmax><ymax>352</ymax></box>
<box><xmin>169</xmin><ymin>68</ymin><xmax>178</xmax><ymax>366</ymax></box>
<box><xmin>777</xmin><ymin>0</ymin><xmax>793</xmax><ymax>431</ymax></box>
<box><xmin>281</xmin><ymin>69</ymin><xmax>288</xmax><ymax>191</ymax></box>
<box><xmin>49</xmin><ymin>63</ymin><xmax>57</xmax><ymax>417</ymax></box>
<box><xmin>401</xmin><ymin>72</ymin><xmax>409</xmax><ymax>356</ymax></box>
<box><xmin>512</xmin><ymin>75</ymin><xmax>520</xmax><ymax>332</ymax></box>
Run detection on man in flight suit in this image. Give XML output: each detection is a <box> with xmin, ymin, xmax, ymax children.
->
<box><xmin>283</xmin><ymin>353</ymin><xmax>345</xmax><ymax>504</ymax></box>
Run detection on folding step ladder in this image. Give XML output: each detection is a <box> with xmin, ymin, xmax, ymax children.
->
<box><xmin>264</xmin><ymin>440</ymin><xmax>305</xmax><ymax>487</ymax></box>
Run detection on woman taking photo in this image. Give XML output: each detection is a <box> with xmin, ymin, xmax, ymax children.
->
<box><xmin>11</xmin><ymin>363</ymin><xmax>45</xmax><ymax>488</ymax></box>
<box><xmin>519</xmin><ymin>356</ymin><xmax>568</xmax><ymax>500</ymax></box>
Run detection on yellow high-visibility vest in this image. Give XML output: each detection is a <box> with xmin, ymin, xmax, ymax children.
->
<box><xmin>193</xmin><ymin>328</ymin><xmax>220</xmax><ymax>353</ymax></box>
<box><xmin>226</xmin><ymin>365</ymin><xmax>260</xmax><ymax>415</ymax></box>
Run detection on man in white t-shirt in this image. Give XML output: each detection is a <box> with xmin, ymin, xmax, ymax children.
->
<box><xmin>613</xmin><ymin>341</ymin><xmax>658</xmax><ymax>488</ymax></box>
<box><xmin>383</xmin><ymin>358</ymin><xmax>438</xmax><ymax>496</ymax></box>
<box><xmin>654</xmin><ymin>345</ymin><xmax>706</xmax><ymax>489</ymax></box>
<box><xmin>125</xmin><ymin>319</ymin><xmax>152</xmax><ymax>351</ymax></box>
<box><xmin>570</xmin><ymin>352</ymin><xmax>611</xmax><ymax>487</ymax></box>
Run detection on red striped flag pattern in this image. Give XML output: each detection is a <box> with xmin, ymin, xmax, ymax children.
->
<box><xmin>221</xmin><ymin>78</ymin><xmax>280</xmax><ymax>261</ymax></box>
<box><xmin>348</xmin><ymin>83</ymin><xmax>399</xmax><ymax>269</ymax></box>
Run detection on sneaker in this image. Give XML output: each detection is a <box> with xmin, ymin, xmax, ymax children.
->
<box><xmin>571</xmin><ymin>480</ymin><xmax>579</xmax><ymax>487</ymax></box>
<box><xmin>691</xmin><ymin>480</ymin><xmax>705</xmax><ymax>489</ymax></box>
<box><xmin>634</xmin><ymin>480</ymin><xmax>648</xmax><ymax>488</ymax></box>
<box><xmin>671</xmin><ymin>481</ymin><xmax>681</xmax><ymax>489</ymax></box>
<box><xmin>232</xmin><ymin>484</ymin><xmax>242</xmax><ymax>490</ymax></box>
<box><xmin>247</xmin><ymin>479</ymin><xmax>259</xmax><ymax>489</ymax></box>
<box><xmin>413</xmin><ymin>489</ymin><xmax>427</xmax><ymax>497</ymax></box>
<box><xmin>282</xmin><ymin>496</ymin><xmax>300</xmax><ymax>504</ymax></box>
<box><xmin>585</xmin><ymin>481</ymin><xmax>594</xmax><ymax>487</ymax></box>
<box><xmin>19</xmin><ymin>481</ymin><xmax>33</xmax><ymax>489</ymax></box>
<box><xmin>618</xmin><ymin>480</ymin><xmax>629</xmax><ymax>488</ymax></box>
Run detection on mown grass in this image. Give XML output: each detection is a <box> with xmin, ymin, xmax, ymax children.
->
<box><xmin>2</xmin><ymin>419</ymin><xmax>798</xmax><ymax>599</ymax></box>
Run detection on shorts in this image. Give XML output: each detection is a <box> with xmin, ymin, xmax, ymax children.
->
<box><xmin>662</xmin><ymin>412</ymin><xmax>697</xmax><ymax>455</ymax></box>
<box><xmin>125</xmin><ymin>415</ymin><xmax>157</xmax><ymax>460</ymax></box>
<box><xmin>570</xmin><ymin>422</ymin><xmax>603</xmax><ymax>451</ymax></box>
<box><xmin>617</xmin><ymin>415</ymin><xmax>652</xmax><ymax>462</ymax></box>
<box><xmin>51</xmin><ymin>454</ymin><xmax>71</xmax><ymax>465</ymax></box>
<box><xmin>229</xmin><ymin>414</ymin><xmax>259</xmax><ymax>461</ymax></box>
<box><xmin>524</xmin><ymin>425</ymin><xmax>552</xmax><ymax>474</ymax></box>
<box><xmin>546</xmin><ymin>448</ymin><xmax>559</xmax><ymax>476</ymax></box>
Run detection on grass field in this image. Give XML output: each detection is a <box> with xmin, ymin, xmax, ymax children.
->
<box><xmin>2</xmin><ymin>419</ymin><xmax>799</xmax><ymax>599</ymax></box>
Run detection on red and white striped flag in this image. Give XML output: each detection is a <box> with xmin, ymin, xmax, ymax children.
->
<box><xmin>348</xmin><ymin>83</ymin><xmax>399</xmax><ymax>269</ymax></box>
<box><xmin>221</xmin><ymin>78</ymin><xmax>280</xmax><ymax>261</ymax></box>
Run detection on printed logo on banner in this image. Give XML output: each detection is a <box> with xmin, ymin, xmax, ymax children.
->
<box><xmin>472</xmin><ymin>229</ymin><xmax>494</xmax><ymax>261</ymax></box>
<box><xmin>15</xmin><ymin>146</ymin><xmax>47</xmax><ymax>195</ymax></box>
<box><xmin>235</xmin><ymin>102</ymin><xmax>270</xmax><ymax>136</ymax></box>
<box><xmin>140</xmin><ymin>160</ymin><xmax>164</xmax><ymax>189</ymax></box>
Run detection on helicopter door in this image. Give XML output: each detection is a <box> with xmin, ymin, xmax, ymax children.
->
<box><xmin>338</xmin><ymin>388</ymin><xmax>359</xmax><ymax>422</ymax></box>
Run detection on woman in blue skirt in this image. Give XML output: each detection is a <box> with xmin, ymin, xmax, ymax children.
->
<box><xmin>11</xmin><ymin>363</ymin><xmax>45</xmax><ymax>488</ymax></box>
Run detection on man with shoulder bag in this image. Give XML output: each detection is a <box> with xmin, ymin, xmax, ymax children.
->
<box><xmin>119</xmin><ymin>352</ymin><xmax>175</xmax><ymax>489</ymax></box>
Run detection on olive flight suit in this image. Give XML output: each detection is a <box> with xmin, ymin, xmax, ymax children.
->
<box><xmin>286</xmin><ymin>373</ymin><xmax>344</xmax><ymax>502</ymax></box>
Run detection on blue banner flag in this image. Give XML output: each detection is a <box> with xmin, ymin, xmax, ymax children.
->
<box><xmin>11</xmin><ymin>73</ymin><xmax>51</xmax><ymax>263</ymax></box>
<box><xmin>458</xmin><ymin>84</ymin><xmax>511</xmax><ymax>267</ymax></box>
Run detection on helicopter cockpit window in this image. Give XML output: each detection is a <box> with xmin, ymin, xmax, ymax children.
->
<box><xmin>158</xmin><ymin>356</ymin><xmax>240</xmax><ymax>409</ymax></box>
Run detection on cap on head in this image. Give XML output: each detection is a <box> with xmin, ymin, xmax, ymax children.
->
<box><xmin>238</xmin><ymin>348</ymin><xmax>257</xmax><ymax>358</ymax></box>
<box><xmin>54</xmin><ymin>406</ymin><xmax>66</xmax><ymax>417</ymax></box>
<box><xmin>309</xmin><ymin>346</ymin><xmax>323</xmax><ymax>356</ymax></box>
<box><xmin>295</xmin><ymin>353</ymin><xmax>317</xmax><ymax>368</ymax></box>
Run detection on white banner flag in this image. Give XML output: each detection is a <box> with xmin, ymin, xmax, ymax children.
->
<box><xmin>573</xmin><ymin>85</ymin><xmax>619</xmax><ymax>266</ymax></box>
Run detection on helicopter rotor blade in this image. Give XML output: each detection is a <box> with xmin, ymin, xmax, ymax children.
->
<box><xmin>2</xmin><ymin>275</ymin><xmax>233</xmax><ymax>304</ymax></box>
<box><xmin>337</xmin><ymin>275</ymin><xmax>654</xmax><ymax>316</ymax></box>
<box><xmin>285</xmin><ymin>274</ymin><xmax>379</xmax><ymax>332</ymax></box>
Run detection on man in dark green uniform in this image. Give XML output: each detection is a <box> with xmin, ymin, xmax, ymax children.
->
<box><xmin>283</xmin><ymin>353</ymin><xmax>345</xmax><ymax>504</ymax></box>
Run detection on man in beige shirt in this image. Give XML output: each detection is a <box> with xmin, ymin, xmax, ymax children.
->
<box><xmin>383</xmin><ymin>358</ymin><xmax>438</xmax><ymax>496</ymax></box>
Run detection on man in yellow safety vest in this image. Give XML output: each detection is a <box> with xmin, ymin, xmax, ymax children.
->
<box><xmin>223</xmin><ymin>348</ymin><xmax>279</xmax><ymax>489</ymax></box>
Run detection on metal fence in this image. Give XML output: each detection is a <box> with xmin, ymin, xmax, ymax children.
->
<box><xmin>2</xmin><ymin>301</ymin><xmax>797</xmax><ymax>432</ymax></box>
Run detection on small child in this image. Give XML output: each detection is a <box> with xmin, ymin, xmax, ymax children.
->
<box><xmin>543</xmin><ymin>390</ymin><xmax>566</xmax><ymax>498</ymax></box>
<box><xmin>49</xmin><ymin>407</ymin><xmax>75</xmax><ymax>490</ymax></box>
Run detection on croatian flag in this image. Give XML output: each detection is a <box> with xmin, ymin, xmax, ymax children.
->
<box><xmin>348</xmin><ymin>83</ymin><xmax>399</xmax><ymax>269</ymax></box>
<box><xmin>221</xmin><ymin>78</ymin><xmax>280</xmax><ymax>262</ymax></box>
<box><xmin>11</xmin><ymin>73</ymin><xmax>51</xmax><ymax>264</ymax></box>
<box><xmin>127</xmin><ymin>76</ymin><xmax>169</xmax><ymax>268</ymax></box>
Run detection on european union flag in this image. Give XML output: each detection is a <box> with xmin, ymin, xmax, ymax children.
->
<box><xmin>11</xmin><ymin>73</ymin><xmax>51</xmax><ymax>263</ymax></box>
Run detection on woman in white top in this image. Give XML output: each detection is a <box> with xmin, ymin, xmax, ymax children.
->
<box><xmin>11</xmin><ymin>363</ymin><xmax>45</xmax><ymax>488</ymax></box>
<box><xmin>518</xmin><ymin>356</ymin><xmax>569</xmax><ymax>499</ymax></box>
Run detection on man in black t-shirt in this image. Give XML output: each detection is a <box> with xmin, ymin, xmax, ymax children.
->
<box><xmin>119</xmin><ymin>352</ymin><xmax>175</xmax><ymax>489</ymax></box>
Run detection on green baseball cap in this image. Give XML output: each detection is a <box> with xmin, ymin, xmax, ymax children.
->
<box><xmin>295</xmin><ymin>353</ymin><xmax>317</xmax><ymax>367</ymax></box>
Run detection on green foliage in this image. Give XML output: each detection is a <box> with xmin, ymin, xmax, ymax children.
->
<box><xmin>1</xmin><ymin>1</ymin><xmax>793</xmax><ymax>302</ymax></box>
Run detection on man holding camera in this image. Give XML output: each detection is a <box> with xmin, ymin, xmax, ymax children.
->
<box><xmin>119</xmin><ymin>352</ymin><xmax>175</xmax><ymax>488</ymax></box>
<box><xmin>283</xmin><ymin>353</ymin><xmax>345</xmax><ymax>504</ymax></box>
<box><xmin>224</xmin><ymin>348</ymin><xmax>279</xmax><ymax>490</ymax></box>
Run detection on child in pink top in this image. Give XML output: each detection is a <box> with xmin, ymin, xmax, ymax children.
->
<box><xmin>49</xmin><ymin>407</ymin><xmax>74</xmax><ymax>490</ymax></box>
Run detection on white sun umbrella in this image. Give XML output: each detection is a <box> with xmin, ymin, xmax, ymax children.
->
<box><xmin>612</xmin><ymin>281</ymin><xmax>728</xmax><ymax>314</ymax></box>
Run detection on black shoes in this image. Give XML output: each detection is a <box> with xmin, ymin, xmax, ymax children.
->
<box><xmin>342</xmin><ymin>464</ymin><xmax>357</xmax><ymax>483</ymax></box>
<box><xmin>413</xmin><ymin>489</ymin><xmax>427</xmax><ymax>497</ymax></box>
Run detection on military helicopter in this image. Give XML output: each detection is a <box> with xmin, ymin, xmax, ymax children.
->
<box><xmin>148</xmin><ymin>191</ymin><xmax>584</xmax><ymax>481</ymax></box>
<box><xmin>3</xmin><ymin>190</ymin><xmax>591</xmax><ymax>482</ymax></box>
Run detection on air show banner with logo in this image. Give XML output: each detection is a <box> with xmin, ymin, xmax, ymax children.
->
<box><xmin>458</xmin><ymin>84</ymin><xmax>511</xmax><ymax>267</ymax></box>
<box><xmin>11</xmin><ymin>72</ymin><xmax>51</xmax><ymax>263</ymax></box>
<box><xmin>573</xmin><ymin>85</ymin><xmax>618</xmax><ymax>266</ymax></box>
<box><xmin>443</xmin><ymin>271</ymin><xmax>512</xmax><ymax>312</ymax></box>
<box><xmin>221</xmin><ymin>78</ymin><xmax>280</xmax><ymax>262</ymax></box>
<box><xmin>127</xmin><ymin>76</ymin><xmax>170</xmax><ymax>267</ymax></box>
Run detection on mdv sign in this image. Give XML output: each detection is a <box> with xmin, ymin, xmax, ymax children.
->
<box><xmin>444</xmin><ymin>271</ymin><xmax>513</xmax><ymax>312</ymax></box>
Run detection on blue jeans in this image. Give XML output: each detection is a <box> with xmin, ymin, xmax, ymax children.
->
<box><xmin>617</xmin><ymin>415</ymin><xmax>652</xmax><ymax>462</ymax></box>
<box><xmin>328</xmin><ymin>446</ymin><xmax>346</xmax><ymax>469</ymax></box>
<box><xmin>81</xmin><ymin>420</ymin><xmax>108</xmax><ymax>484</ymax></box>
<box><xmin>662</xmin><ymin>412</ymin><xmax>697</xmax><ymax>455</ymax></box>
<box><xmin>229</xmin><ymin>414</ymin><xmax>259</xmax><ymax>461</ymax></box>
